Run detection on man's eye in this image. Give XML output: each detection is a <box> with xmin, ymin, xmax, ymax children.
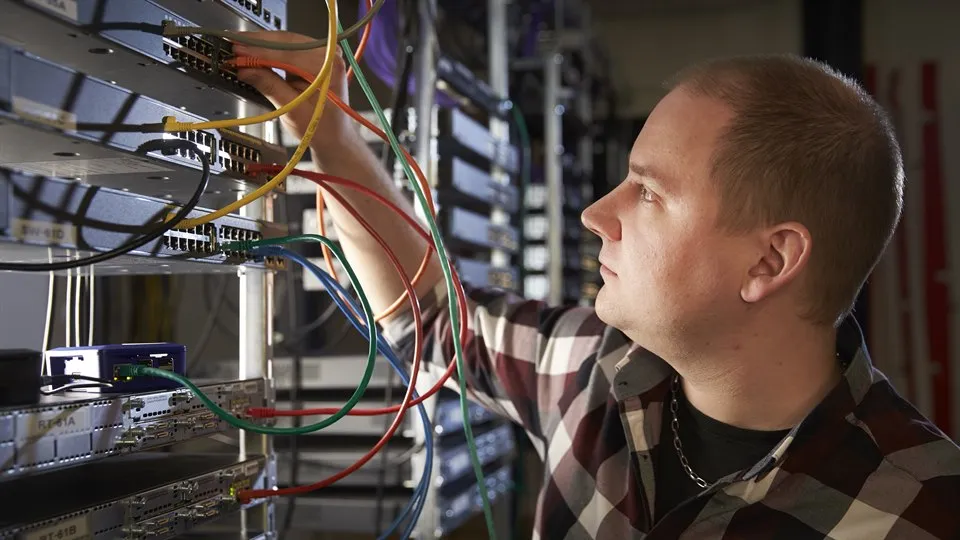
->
<box><xmin>638</xmin><ymin>184</ymin><xmax>656</xmax><ymax>202</ymax></box>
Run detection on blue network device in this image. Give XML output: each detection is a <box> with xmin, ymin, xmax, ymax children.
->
<box><xmin>46</xmin><ymin>343</ymin><xmax>187</xmax><ymax>393</ymax></box>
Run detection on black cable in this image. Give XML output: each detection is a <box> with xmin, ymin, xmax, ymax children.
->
<box><xmin>40</xmin><ymin>374</ymin><xmax>113</xmax><ymax>386</ymax></box>
<box><xmin>280</xmin><ymin>197</ymin><xmax>305</xmax><ymax>537</ymax></box>
<box><xmin>0</xmin><ymin>140</ymin><xmax>210</xmax><ymax>272</ymax></box>
<box><xmin>373</xmin><ymin>369</ymin><xmax>397</xmax><ymax>536</ymax></box>
<box><xmin>380</xmin><ymin>0</ymin><xmax>418</xmax><ymax>169</ymax></box>
<box><xmin>41</xmin><ymin>382</ymin><xmax>112</xmax><ymax>394</ymax></box>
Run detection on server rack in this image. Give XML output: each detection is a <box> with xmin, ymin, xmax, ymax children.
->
<box><xmin>0</xmin><ymin>0</ymin><xmax>282</xmax><ymax>537</ymax></box>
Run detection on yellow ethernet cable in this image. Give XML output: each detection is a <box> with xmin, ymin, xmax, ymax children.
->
<box><xmin>161</xmin><ymin>1</ymin><xmax>338</xmax><ymax>134</ymax></box>
<box><xmin>171</xmin><ymin>1</ymin><xmax>339</xmax><ymax>228</ymax></box>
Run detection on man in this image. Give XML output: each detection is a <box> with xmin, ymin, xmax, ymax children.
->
<box><xmin>236</xmin><ymin>33</ymin><xmax>960</xmax><ymax>539</ymax></box>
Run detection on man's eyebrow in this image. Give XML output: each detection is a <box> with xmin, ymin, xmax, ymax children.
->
<box><xmin>628</xmin><ymin>162</ymin><xmax>670</xmax><ymax>192</ymax></box>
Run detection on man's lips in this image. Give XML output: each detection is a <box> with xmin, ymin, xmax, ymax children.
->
<box><xmin>599</xmin><ymin>261</ymin><xmax>616</xmax><ymax>277</ymax></box>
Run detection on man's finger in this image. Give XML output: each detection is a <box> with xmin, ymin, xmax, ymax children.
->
<box><xmin>237</xmin><ymin>68</ymin><xmax>302</xmax><ymax>109</ymax></box>
<box><xmin>232</xmin><ymin>43</ymin><xmax>342</xmax><ymax>77</ymax></box>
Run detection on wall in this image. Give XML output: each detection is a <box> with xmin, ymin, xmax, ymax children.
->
<box><xmin>863</xmin><ymin>0</ymin><xmax>960</xmax><ymax>434</ymax></box>
<box><xmin>593</xmin><ymin>0</ymin><xmax>802</xmax><ymax>116</ymax></box>
<box><xmin>592</xmin><ymin>0</ymin><xmax>960</xmax><ymax>434</ymax></box>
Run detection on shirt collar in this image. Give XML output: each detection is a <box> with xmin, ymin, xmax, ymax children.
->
<box><xmin>614</xmin><ymin>315</ymin><xmax>879</xmax><ymax>481</ymax></box>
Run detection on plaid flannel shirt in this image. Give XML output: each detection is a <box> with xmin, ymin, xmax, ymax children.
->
<box><xmin>384</xmin><ymin>283</ymin><xmax>960</xmax><ymax>539</ymax></box>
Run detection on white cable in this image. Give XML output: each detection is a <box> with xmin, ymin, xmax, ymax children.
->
<box><xmin>42</xmin><ymin>251</ymin><xmax>55</xmax><ymax>375</ymax></box>
<box><xmin>88</xmin><ymin>266</ymin><xmax>95</xmax><ymax>346</ymax></box>
<box><xmin>64</xmin><ymin>268</ymin><xmax>73</xmax><ymax>347</ymax></box>
<box><xmin>74</xmin><ymin>268</ymin><xmax>82</xmax><ymax>348</ymax></box>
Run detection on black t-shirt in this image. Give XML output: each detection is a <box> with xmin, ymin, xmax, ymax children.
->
<box><xmin>654</xmin><ymin>387</ymin><xmax>790</xmax><ymax>523</ymax></box>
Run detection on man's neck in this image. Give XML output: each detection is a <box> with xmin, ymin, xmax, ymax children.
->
<box><xmin>676</xmin><ymin>320</ymin><xmax>842</xmax><ymax>431</ymax></box>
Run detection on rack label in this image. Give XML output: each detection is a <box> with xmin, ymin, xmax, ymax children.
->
<box><xmin>12</xmin><ymin>96</ymin><xmax>77</xmax><ymax>132</ymax></box>
<box><xmin>11</xmin><ymin>218</ymin><xmax>76</xmax><ymax>247</ymax></box>
<box><xmin>25</xmin><ymin>516</ymin><xmax>89</xmax><ymax>540</ymax></box>
<box><xmin>20</xmin><ymin>408</ymin><xmax>90</xmax><ymax>440</ymax></box>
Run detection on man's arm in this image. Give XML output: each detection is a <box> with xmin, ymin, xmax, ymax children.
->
<box><xmin>236</xmin><ymin>35</ymin><xmax>443</xmax><ymax>315</ymax></box>
<box><xmin>235</xmin><ymin>34</ymin><xmax>624</xmax><ymax>442</ymax></box>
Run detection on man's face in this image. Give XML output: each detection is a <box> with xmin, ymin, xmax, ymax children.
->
<box><xmin>582</xmin><ymin>88</ymin><xmax>753</xmax><ymax>354</ymax></box>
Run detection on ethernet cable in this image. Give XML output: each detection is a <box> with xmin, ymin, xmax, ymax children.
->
<box><xmin>168</xmin><ymin>1</ymin><xmax>338</xmax><ymax>229</ymax></box>
<box><xmin>160</xmin><ymin>0</ymin><xmax>338</xmax><ymax>133</ymax></box>
<box><xmin>118</xmin><ymin>236</ymin><xmax>385</xmax><ymax>436</ymax></box>
<box><xmin>236</xmin><ymin>31</ymin><xmax>498</xmax><ymax>530</ymax></box>
<box><xmin>239</xmin><ymin>247</ymin><xmax>431</xmax><ymax>539</ymax></box>
<box><xmin>236</xmin><ymin>35</ymin><xmax>497</xmax><ymax>536</ymax></box>
<box><xmin>230</xmin><ymin>60</ymin><xmax>437</xmax><ymax>322</ymax></box>
<box><xmin>160</xmin><ymin>0</ymin><xmax>386</xmax><ymax>51</ymax></box>
<box><xmin>338</xmin><ymin>29</ymin><xmax>499</xmax><ymax>539</ymax></box>
<box><xmin>221</xmin><ymin>169</ymin><xmax>465</xmax><ymax>418</ymax></box>
<box><xmin>0</xmin><ymin>140</ymin><xmax>210</xmax><ymax>272</ymax></box>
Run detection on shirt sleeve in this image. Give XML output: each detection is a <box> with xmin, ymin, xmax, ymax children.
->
<box><xmin>381</xmin><ymin>280</ymin><xmax>615</xmax><ymax>442</ymax></box>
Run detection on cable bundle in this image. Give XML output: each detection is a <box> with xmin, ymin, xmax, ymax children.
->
<box><xmin>6</xmin><ymin>1</ymin><xmax>538</xmax><ymax>537</ymax></box>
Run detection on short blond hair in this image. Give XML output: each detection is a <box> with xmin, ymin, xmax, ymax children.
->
<box><xmin>670</xmin><ymin>55</ymin><xmax>904</xmax><ymax>326</ymax></box>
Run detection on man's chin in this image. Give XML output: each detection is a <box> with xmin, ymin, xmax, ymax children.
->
<box><xmin>593</xmin><ymin>287</ymin><xmax>616</xmax><ymax>324</ymax></box>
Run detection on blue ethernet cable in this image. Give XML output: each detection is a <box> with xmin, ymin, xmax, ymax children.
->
<box><xmin>255</xmin><ymin>246</ymin><xmax>431</xmax><ymax>539</ymax></box>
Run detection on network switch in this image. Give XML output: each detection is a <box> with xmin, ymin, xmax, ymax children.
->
<box><xmin>435</xmin><ymin>424</ymin><xmax>515</xmax><ymax>487</ymax></box>
<box><xmin>443</xmin><ymin>206</ymin><xmax>519</xmax><ymax>253</ymax></box>
<box><xmin>438</xmin><ymin>108</ymin><xmax>519</xmax><ymax>174</ymax></box>
<box><xmin>153</xmin><ymin>0</ymin><xmax>287</xmax><ymax>32</ymax></box>
<box><xmin>437</xmin><ymin>155</ymin><xmax>519</xmax><ymax>213</ymax></box>
<box><xmin>46</xmin><ymin>342</ymin><xmax>188</xmax><ymax>393</ymax></box>
<box><xmin>0</xmin><ymin>453</ymin><xmax>268</xmax><ymax>539</ymax></box>
<box><xmin>435</xmin><ymin>465</ymin><xmax>512</xmax><ymax>537</ymax></box>
<box><xmin>0</xmin><ymin>168</ymin><xmax>286</xmax><ymax>273</ymax></box>
<box><xmin>0</xmin><ymin>378</ymin><xmax>268</xmax><ymax>478</ymax></box>
<box><xmin>433</xmin><ymin>398</ymin><xmax>498</xmax><ymax>436</ymax></box>
<box><xmin>0</xmin><ymin>0</ymin><xmax>273</xmax><ymax>118</ymax></box>
<box><xmin>0</xmin><ymin>41</ymin><xmax>287</xmax><ymax>205</ymax></box>
<box><xmin>456</xmin><ymin>257</ymin><xmax>519</xmax><ymax>291</ymax></box>
<box><xmin>437</xmin><ymin>54</ymin><xmax>509</xmax><ymax>117</ymax></box>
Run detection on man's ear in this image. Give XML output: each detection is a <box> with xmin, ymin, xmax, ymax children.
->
<box><xmin>741</xmin><ymin>222</ymin><xmax>812</xmax><ymax>304</ymax></box>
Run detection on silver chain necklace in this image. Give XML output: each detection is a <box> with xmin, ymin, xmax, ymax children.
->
<box><xmin>670</xmin><ymin>375</ymin><xmax>710</xmax><ymax>488</ymax></box>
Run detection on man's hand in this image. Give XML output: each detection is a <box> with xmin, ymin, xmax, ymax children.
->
<box><xmin>234</xmin><ymin>31</ymin><xmax>356</xmax><ymax>157</ymax></box>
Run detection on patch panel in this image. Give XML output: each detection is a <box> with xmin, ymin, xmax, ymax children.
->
<box><xmin>161</xmin><ymin>33</ymin><xmax>258</xmax><ymax>97</ymax></box>
<box><xmin>160</xmin><ymin>222</ymin><xmax>285</xmax><ymax>269</ymax></box>
<box><xmin>0</xmin><ymin>453</ymin><xmax>268</xmax><ymax>539</ymax></box>
<box><xmin>0</xmin><ymin>0</ymin><xmax>273</xmax><ymax>119</ymax></box>
<box><xmin>0</xmin><ymin>378</ymin><xmax>267</xmax><ymax>478</ymax></box>
<box><xmin>0</xmin><ymin>168</ymin><xmax>286</xmax><ymax>274</ymax></box>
